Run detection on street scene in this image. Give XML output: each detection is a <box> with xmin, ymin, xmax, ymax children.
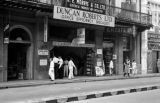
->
<box><xmin>0</xmin><ymin>0</ymin><xmax>160</xmax><ymax>103</ymax></box>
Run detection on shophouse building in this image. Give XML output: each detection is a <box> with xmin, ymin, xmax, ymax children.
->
<box><xmin>142</xmin><ymin>0</ymin><xmax>160</xmax><ymax>73</ymax></box>
<box><xmin>0</xmin><ymin>0</ymin><xmax>152</xmax><ymax>82</ymax></box>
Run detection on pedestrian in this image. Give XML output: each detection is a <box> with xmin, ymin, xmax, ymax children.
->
<box><xmin>53</xmin><ymin>56</ymin><xmax>59</xmax><ymax>79</ymax></box>
<box><xmin>68</xmin><ymin>58</ymin><xmax>77</xmax><ymax>79</ymax></box>
<box><xmin>132</xmin><ymin>60</ymin><xmax>137</xmax><ymax>75</ymax></box>
<box><xmin>123</xmin><ymin>58</ymin><xmax>130</xmax><ymax>77</ymax></box>
<box><xmin>58</xmin><ymin>56</ymin><xmax>63</xmax><ymax>79</ymax></box>
<box><xmin>48</xmin><ymin>58</ymin><xmax>55</xmax><ymax>81</ymax></box>
<box><xmin>63</xmin><ymin>58</ymin><xmax>69</xmax><ymax>77</ymax></box>
<box><xmin>109</xmin><ymin>59</ymin><xmax>113</xmax><ymax>75</ymax></box>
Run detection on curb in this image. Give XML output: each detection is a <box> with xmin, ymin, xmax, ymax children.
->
<box><xmin>32</xmin><ymin>85</ymin><xmax>160</xmax><ymax>103</ymax></box>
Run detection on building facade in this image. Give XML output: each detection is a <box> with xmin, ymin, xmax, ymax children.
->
<box><xmin>143</xmin><ymin>0</ymin><xmax>160</xmax><ymax>73</ymax></box>
<box><xmin>0</xmin><ymin>0</ymin><xmax>151</xmax><ymax>82</ymax></box>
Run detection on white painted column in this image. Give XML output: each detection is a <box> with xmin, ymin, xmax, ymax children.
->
<box><xmin>141</xmin><ymin>31</ymin><xmax>148</xmax><ymax>74</ymax></box>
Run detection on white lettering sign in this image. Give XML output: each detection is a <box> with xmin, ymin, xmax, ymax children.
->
<box><xmin>40</xmin><ymin>59</ymin><xmax>47</xmax><ymax>66</ymax></box>
<box><xmin>38</xmin><ymin>50</ymin><xmax>49</xmax><ymax>55</ymax></box>
<box><xmin>53</xmin><ymin>6</ymin><xmax>115</xmax><ymax>27</ymax></box>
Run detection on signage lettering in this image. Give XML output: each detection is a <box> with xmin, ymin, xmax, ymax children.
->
<box><xmin>66</xmin><ymin>0</ymin><xmax>106</xmax><ymax>14</ymax></box>
<box><xmin>105</xmin><ymin>27</ymin><xmax>133</xmax><ymax>34</ymax></box>
<box><xmin>53</xmin><ymin>6</ymin><xmax>115</xmax><ymax>27</ymax></box>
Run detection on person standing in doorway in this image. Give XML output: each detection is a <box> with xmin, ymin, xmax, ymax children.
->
<box><xmin>48</xmin><ymin>58</ymin><xmax>55</xmax><ymax>81</ymax></box>
<box><xmin>53</xmin><ymin>56</ymin><xmax>59</xmax><ymax>79</ymax></box>
<box><xmin>58</xmin><ymin>56</ymin><xmax>63</xmax><ymax>79</ymax></box>
<box><xmin>132</xmin><ymin>60</ymin><xmax>137</xmax><ymax>75</ymax></box>
<box><xmin>109</xmin><ymin>59</ymin><xmax>114</xmax><ymax>75</ymax></box>
<box><xmin>63</xmin><ymin>58</ymin><xmax>69</xmax><ymax>77</ymax></box>
<box><xmin>123</xmin><ymin>58</ymin><xmax>130</xmax><ymax>77</ymax></box>
<box><xmin>68</xmin><ymin>58</ymin><xmax>77</xmax><ymax>79</ymax></box>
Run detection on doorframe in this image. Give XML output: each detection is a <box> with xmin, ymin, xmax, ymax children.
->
<box><xmin>5</xmin><ymin>25</ymin><xmax>33</xmax><ymax>81</ymax></box>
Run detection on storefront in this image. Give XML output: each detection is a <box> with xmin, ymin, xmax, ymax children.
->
<box><xmin>0</xmin><ymin>0</ymin><xmax>152</xmax><ymax>82</ymax></box>
<box><xmin>147</xmin><ymin>30</ymin><xmax>160</xmax><ymax>73</ymax></box>
<box><xmin>103</xmin><ymin>26</ymin><xmax>141</xmax><ymax>75</ymax></box>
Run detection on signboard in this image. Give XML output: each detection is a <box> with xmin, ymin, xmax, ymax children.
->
<box><xmin>148</xmin><ymin>32</ymin><xmax>160</xmax><ymax>50</ymax></box>
<box><xmin>148</xmin><ymin>33</ymin><xmax>160</xmax><ymax>43</ymax></box>
<box><xmin>97</xmin><ymin>49</ymin><xmax>102</xmax><ymax>54</ymax></box>
<box><xmin>53</xmin><ymin>6</ymin><xmax>115</xmax><ymax>27</ymax></box>
<box><xmin>38</xmin><ymin>50</ymin><xmax>49</xmax><ymax>55</ymax></box>
<box><xmin>66</xmin><ymin>0</ymin><xmax>106</xmax><ymax>14</ymax></box>
<box><xmin>105</xmin><ymin>27</ymin><xmax>133</xmax><ymax>34</ymax></box>
<box><xmin>77</xmin><ymin>28</ymin><xmax>85</xmax><ymax>44</ymax></box>
<box><xmin>52</xmin><ymin>41</ymin><xmax>95</xmax><ymax>47</ymax></box>
<box><xmin>40</xmin><ymin>59</ymin><xmax>48</xmax><ymax>66</ymax></box>
<box><xmin>4</xmin><ymin>38</ymin><xmax>9</xmax><ymax>44</ymax></box>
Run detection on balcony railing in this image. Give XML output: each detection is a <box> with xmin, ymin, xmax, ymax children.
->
<box><xmin>107</xmin><ymin>5</ymin><xmax>152</xmax><ymax>26</ymax></box>
<box><xmin>1</xmin><ymin>0</ymin><xmax>152</xmax><ymax>26</ymax></box>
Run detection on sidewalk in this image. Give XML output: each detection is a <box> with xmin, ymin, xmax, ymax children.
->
<box><xmin>1</xmin><ymin>73</ymin><xmax>160</xmax><ymax>89</ymax></box>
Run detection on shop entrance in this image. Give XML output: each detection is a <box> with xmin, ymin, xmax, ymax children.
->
<box><xmin>50</xmin><ymin>46</ymin><xmax>94</xmax><ymax>77</ymax></box>
<box><xmin>7</xmin><ymin>28</ymin><xmax>31</xmax><ymax>80</ymax></box>
<box><xmin>8</xmin><ymin>43</ymin><xmax>29</xmax><ymax>80</ymax></box>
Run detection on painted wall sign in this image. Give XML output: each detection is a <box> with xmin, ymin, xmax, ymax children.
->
<box><xmin>53</xmin><ymin>6</ymin><xmax>115</xmax><ymax>27</ymax></box>
<box><xmin>38</xmin><ymin>50</ymin><xmax>49</xmax><ymax>55</ymax></box>
<box><xmin>105</xmin><ymin>27</ymin><xmax>133</xmax><ymax>34</ymax></box>
<box><xmin>66</xmin><ymin>0</ymin><xmax>106</xmax><ymax>14</ymax></box>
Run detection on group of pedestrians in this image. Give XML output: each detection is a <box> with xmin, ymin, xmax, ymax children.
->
<box><xmin>123</xmin><ymin>58</ymin><xmax>137</xmax><ymax>77</ymax></box>
<box><xmin>48</xmin><ymin>56</ymin><xmax>77</xmax><ymax>81</ymax></box>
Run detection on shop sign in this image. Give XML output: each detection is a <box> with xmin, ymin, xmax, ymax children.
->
<box><xmin>105</xmin><ymin>27</ymin><xmax>133</xmax><ymax>34</ymax></box>
<box><xmin>77</xmin><ymin>28</ymin><xmax>85</xmax><ymax>44</ymax></box>
<box><xmin>53</xmin><ymin>6</ymin><xmax>115</xmax><ymax>27</ymax></box>
<box><xmin>38</xmin><ymin>50</ymin><xmax>49</xmax><ymax>55</ymax></box>
<box><xmin>52</xmin><ymin>41</ymin><xmax>95</xmax><ymax>47</ymax></box>
<box><xmin>97</xmin><ymin>49</ymin><xmax>102</xmax><ymax>54</ymax></box>
<box><xmin>4</xmin><ymin>38</ymin><xmax>9</xmax><ymax>44</ymax></box>
<box><xmin>113</xmin><ymin>54</ymin><xmax>117</xmax><ymax>59</ymax></box>
<box><xmin>40</xmin><ymin>59</ymin><xmax>47</xmax><ymax>66</ymax></box>
<box><xmin>148</xmin><ymin>33</ymin><xmax>160</xmax><ymax>43</ymax></box>
<box><xmin>66</xmin><ymin>0</ymin><xmax>106</xmax><ymax>14</ymax></box>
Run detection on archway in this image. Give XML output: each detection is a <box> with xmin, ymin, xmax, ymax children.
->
<box><xmin>7</xmin><ymin>27</ymin><xmax>31</xmax><ymax>80</ymax></box>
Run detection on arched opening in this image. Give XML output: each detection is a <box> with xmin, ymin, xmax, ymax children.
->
<box><xmin>8</xmin><ymin>28</ymin><xmax>31</xmax><ymax>80</ymax></box>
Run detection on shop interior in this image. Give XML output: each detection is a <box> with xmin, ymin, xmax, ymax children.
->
<box><xmin>50</xmin><ymin>46</ymin><xmax>94</xmax><ymax>76</ymax></box>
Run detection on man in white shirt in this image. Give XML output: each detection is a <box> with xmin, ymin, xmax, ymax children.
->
<box><xmin>68</xmin><ymin>58</ymin><xmax>77</xmax><ymax>79</ymax></box>
<box><xmin>48</xmin><ymin>58</ymin><xmax>55</xmax><ymax>81</ymax></box>
<box><xmin>109</xmin><ymin>59</ymin><xmax>114</xmax><ymax>75</ymax></box>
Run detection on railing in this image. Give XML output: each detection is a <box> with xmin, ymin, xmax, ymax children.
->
<box><xmin>107</xmin><ymin>5</ymin><xmax>152</xmax><ymax>25</ymax></box>
<box><xmin>3</xmin><ymin>0</ymin><xmax>152</xmax><ymax>26</ymax></box>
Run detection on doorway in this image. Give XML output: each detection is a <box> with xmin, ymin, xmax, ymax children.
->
<box><xmin>8</xmin><ymin>43</ymin><xmax>29</xmax><ymax>80</ymax></box>
<box><xmin>7</xmin><ymin>27</ymin><xmax>31</xmax><ymax>80</ymax></box>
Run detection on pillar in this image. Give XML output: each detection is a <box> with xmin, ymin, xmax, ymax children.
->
<box><xmin>141</xmin><ymin>31</ymin><xmax>148</xmax><ymax>74</ymax></box>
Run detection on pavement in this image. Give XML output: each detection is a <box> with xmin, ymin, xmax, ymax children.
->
<box><xmin>1</xmin><ymin>73</ymin><xmax>160</xmax><ymax>89</ymax></box>
<box><xmin>0</xmin><ymin>73</ymin><xmax>160</xmax><ymax>103</ymax></box>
